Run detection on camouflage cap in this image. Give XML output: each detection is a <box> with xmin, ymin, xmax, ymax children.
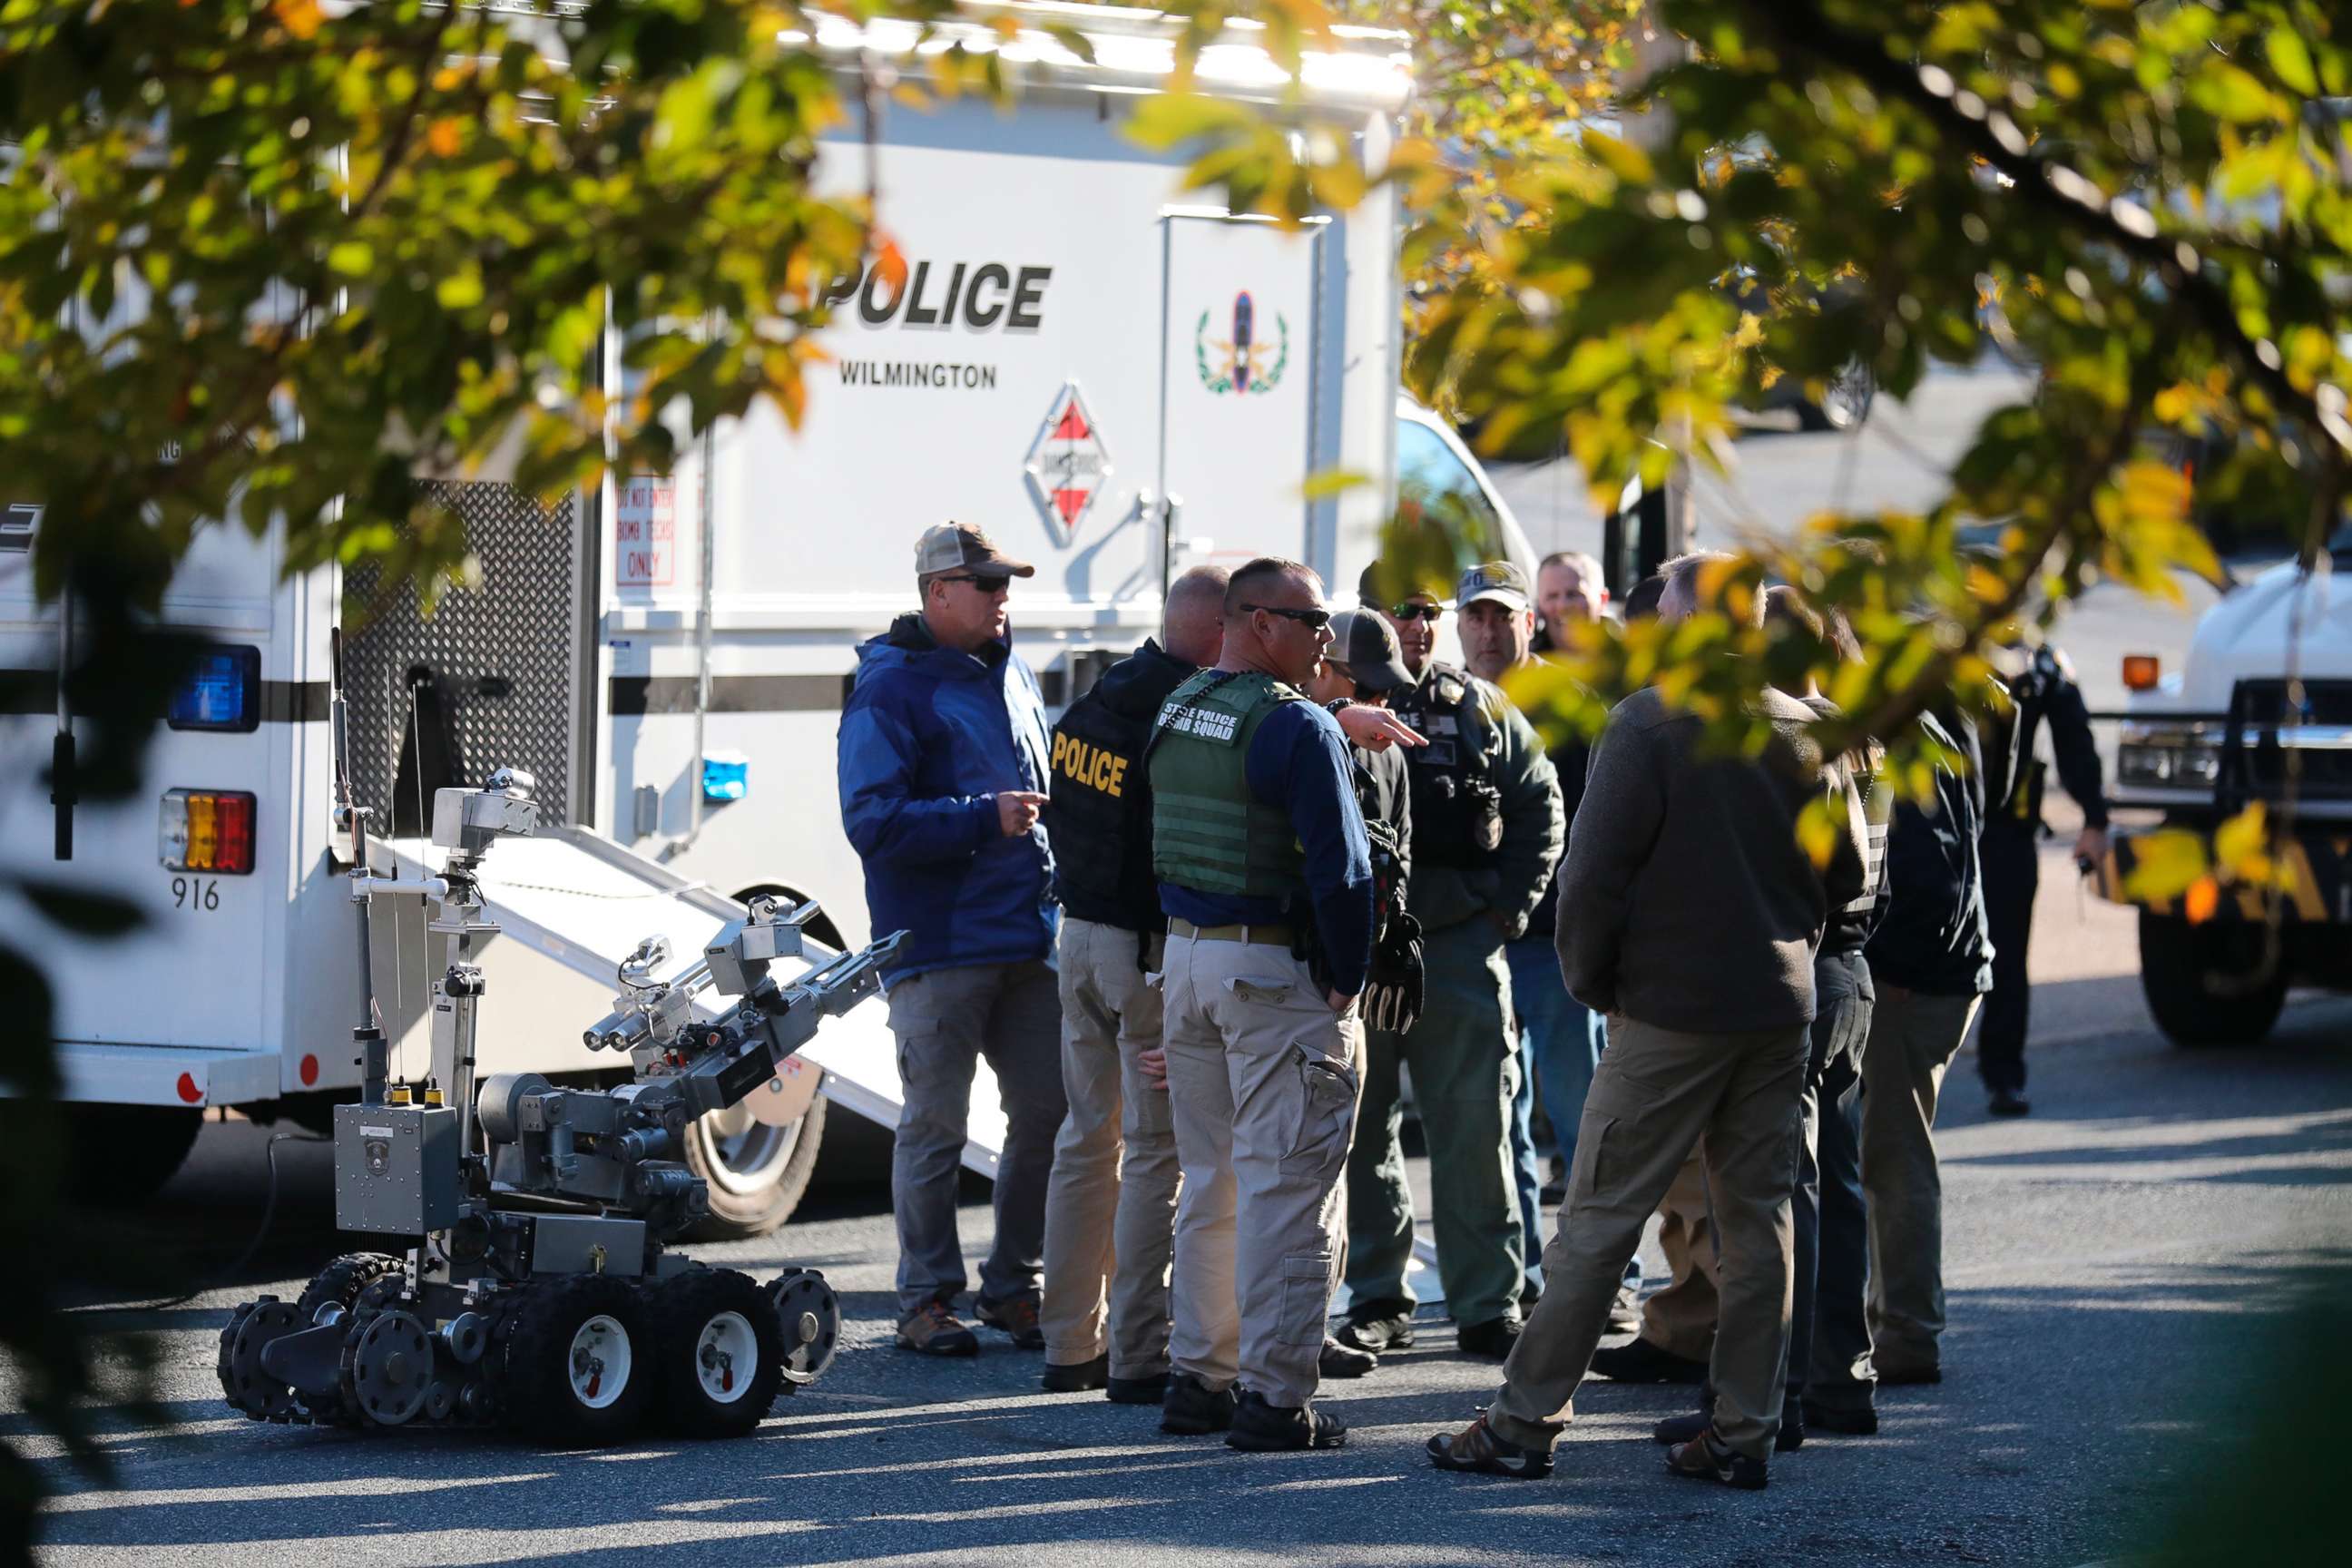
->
<box><xmin>1455</xmin><ymin>559</ymin><xmax>1532</xmax><ymax>613</ymax></box>
<box><xmin>916</xmin><ymin>521</ymin><xmax>1034</xmax><ymax>579</ymax></box>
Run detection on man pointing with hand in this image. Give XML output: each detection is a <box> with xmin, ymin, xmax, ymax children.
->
<box><xmin>839</xmin><ymin>521</ymin><xmax>1069</xmax><ymax>1359</ymax></box>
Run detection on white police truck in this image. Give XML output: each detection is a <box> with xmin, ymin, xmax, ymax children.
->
<box><xmin>0</xmin><ymin>5</ymin><xmax>1537</xmax><ymax>1222</ymax></box>
<box><xmin>2103</xmin><ymin>536</ymin><xmax>2352</xmax><ymax>1044</ymax></box>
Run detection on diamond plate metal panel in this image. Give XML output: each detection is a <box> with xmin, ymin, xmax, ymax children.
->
<box><xmin>344</xmin><ymin>483</ymin><xmax>577</xmax><ymax>826</ymax></box>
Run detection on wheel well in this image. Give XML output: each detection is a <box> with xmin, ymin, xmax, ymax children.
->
<box><xmin>731</xmin><ymin>884</ymin><xmax>847</xmax><ymax>951</ymax></box>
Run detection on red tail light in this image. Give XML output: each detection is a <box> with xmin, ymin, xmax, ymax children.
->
<box><xmin>160</xmin><ymin>789</ymin><xmax>257</xmax><ymax>874</ymax></box>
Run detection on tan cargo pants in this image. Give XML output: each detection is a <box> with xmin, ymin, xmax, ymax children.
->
<box><xmin>1039</xmin><ymin>917</ymin><xmax>1180</xmax><ymax>1378</ymax></box>
<box><xmin>1488</xmin><ymin>1014</ymin><xmax>1808</xmax><ymax>1463</ymax></box>
<box><xmin>1161</xmin><ymin>926</ymin><xmax>1362</xmax><ymax>1409</ymax></box>
<box><xmin>1859</xmin><ymin>987</ymin><xmax>1983</xmax><ymax>1377</ymax></box>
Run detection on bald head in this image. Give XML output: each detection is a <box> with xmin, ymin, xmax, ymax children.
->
<box><xmin>1162</xmin><ymin>564</ymin><xmax>1230</xmax><ymax>666</ymax></box>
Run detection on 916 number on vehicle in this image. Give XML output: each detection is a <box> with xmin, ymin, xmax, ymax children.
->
<box><xmin>172</xmin><ymin>877</ymin><xmax>220</xmax><ymax>912</ymax></box>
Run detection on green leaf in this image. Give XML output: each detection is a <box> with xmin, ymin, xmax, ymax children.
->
<box><xmin>2265</xmin><ymin>31</ymin><xmax>2319</xmax><ymax>96</ymax></box>
<box><xmin>1299</xmin><ymin>467</ymin><xmax>1372</xmax><ymax>501</ymax></box>
<box><xmin>328</xmin><ymin>240</ymin><xmax>374</xmax><ymax>276</ymax></box>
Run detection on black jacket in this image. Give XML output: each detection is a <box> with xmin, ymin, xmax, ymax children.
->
<box><xmin>1981</xmin><ymin>643</ymin><xmax>2108</xmax><ymax>833</ymax></box>
<box><xmin>1864</xmin><ymin>711</ymin><xmax>1994</xmax><ymax>995</ymax></box>
<box><xmin>1044</xmin><ymin>639</ymin><xmax>1197</xmax><ymax>932</ymax></box>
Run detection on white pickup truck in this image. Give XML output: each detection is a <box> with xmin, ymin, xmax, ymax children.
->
<box><xmin>2102</xmin><ymin>536</ymin><xmax>2352</xmax><ymax>1044</ymax></box>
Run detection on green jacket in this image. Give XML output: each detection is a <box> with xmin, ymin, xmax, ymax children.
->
<box><xmin>1398</xmin><ymin>664</ymin><xmax>1563</xmax><ymax>939</ymax></box>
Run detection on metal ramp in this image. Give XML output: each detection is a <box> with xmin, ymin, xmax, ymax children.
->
<box><xmin>375</xmin><ymin>825</ymin><xmax>1009</xmax><ymax>1175</ymax></box>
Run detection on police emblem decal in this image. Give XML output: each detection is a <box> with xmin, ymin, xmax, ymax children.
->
<box><xmin>1195</xmin><ymin>291</ymin><xmax>1289</xmax><ymax>396</ymax></box>
<box><xmin>1023</xmin><ymin>380</ymin><xmax>1112</xmax><ymax>543</ymax></box>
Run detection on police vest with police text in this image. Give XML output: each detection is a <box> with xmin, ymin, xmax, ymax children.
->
<box><xmin>1391</xmin><ymin>662</ymin><xmax>1504</xmax><ymax>868</ymax></box>
<box><xmin>1045</xmin><ymin>642</ymin><xmax>1194</xmax><ymax>933</ymax></box>
<box><xmin>1148</xmin><ymin>671</ymin><xmax>1308</xmax><ymax>898</ymax></box>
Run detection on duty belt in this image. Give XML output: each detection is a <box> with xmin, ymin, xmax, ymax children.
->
<box><xmin>1169</xmin><ymin>916</ymin><xmax>1295</xmax><ymax>946</ymax></box>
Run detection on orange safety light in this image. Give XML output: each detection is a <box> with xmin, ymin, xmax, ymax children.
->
<box><xmin>2122</xmin><ymin>654</ymin><xmax>2161</xmax><ymax>691</ymax></box>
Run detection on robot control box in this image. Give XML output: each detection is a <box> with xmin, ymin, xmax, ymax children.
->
<box><xmin>334</xmin><ymin>1101</ymin><xmax>461</xmax><ymax>1235</ymax></box>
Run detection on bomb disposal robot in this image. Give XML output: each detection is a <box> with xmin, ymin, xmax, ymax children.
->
<box><xmin>217</xmin><ymin>756</ymin><xmax>901</xmax><ymax>1444</ymax></box>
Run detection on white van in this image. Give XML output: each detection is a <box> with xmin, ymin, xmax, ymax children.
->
<box><xmin>0</xmin><ymin>6</ymin><xmax>1535</xmax><ymax>1221</ymax></box>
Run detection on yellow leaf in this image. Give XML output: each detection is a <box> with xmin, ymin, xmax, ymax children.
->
<box><xmin>1795</xmin><ymin>793</ymin><xmax>1840</xmax><ymax>868</ymax></box>
<box><xmin>426</xmin><ymin>119</ymin><xmax>462</xmax><ymax>158</ymax></box>
<box><xmin>2120</xmin><ymin>828</ymin><xmax>2209</xmax><ymax>903</ymax></box>
<box><xmin>2211</xmin><ymin>801</ymin><xmax>2269</xmax><ymax>877</ymax></box>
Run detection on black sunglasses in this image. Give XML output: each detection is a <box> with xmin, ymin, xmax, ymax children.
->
<box><xmin>1241</xmin><ymin>603</ymin><xmax>1332</xmax><ymax>632</ymax></box>
<box><xmin>1388</xmin><ymin>602</ymin><xmax>1444</xmax><ymax>622</ymax></box>
<box><xmin>938</xmin><ymin>573</ymin><xmax>1013</xmax><ymax>593</ymax></box>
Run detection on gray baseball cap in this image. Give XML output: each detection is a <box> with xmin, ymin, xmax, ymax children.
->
<box><xmin>916</xmin><ymin>521</ymin><xmax>1034</xmax><ymax>578</ymax></box>
<box><xmin>1456</xmin><ymin>559</ymin><xmax>1532</xmax><ymax>612</ymax></box>
<box><xmin>1325</xmin><ymin>608</ymin><xmax>1414</xmax><ymax>693</ymax></box>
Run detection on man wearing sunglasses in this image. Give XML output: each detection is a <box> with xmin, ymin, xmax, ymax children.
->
<box><xmin>1149</xmin><ymin>557</ymin><xmax>1377</xmax><ymax>1453</ymax></box>
<box><xmin>1338</xmin><ymin>562</ymin><xmax>1563</xmax><ymax>1366</ymax></box>
<box><xmin>839</xmin><ymin>521</ymin><xmax>1066</xmax><ymax>1360</ymax></box>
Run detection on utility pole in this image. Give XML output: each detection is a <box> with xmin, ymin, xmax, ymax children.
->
<box><xmin>1618</xmin><ymin>15</ymin><xmax>1696</xmax><ymax>582</ymax></box>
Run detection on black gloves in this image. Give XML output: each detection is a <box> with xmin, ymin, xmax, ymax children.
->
<box><xmin>1362</xmin><ymin>912</ymin><xmax>1425</xmax><ymax>1034</ymax></box>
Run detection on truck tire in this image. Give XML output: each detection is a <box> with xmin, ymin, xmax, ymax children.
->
<box><xmin>67</xmin><ymin>1104</ymin><xmax>205</xmax><ymax>1204</ymax></box>
<box><xmin>681</xmin><ymin>1096</ymin><xmax>826</xmax><ymax>1240</ymax></box>
<box><xmin>2138</xmin><ymin>911</ymin><xmax>2289</xmax><ymax>1047</ymax></box>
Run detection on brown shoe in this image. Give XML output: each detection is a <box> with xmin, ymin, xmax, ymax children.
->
<box><xmin>1663</xmin><ymin>1426</ymin><xmax>1768</xmax><ymax>1490</ymax></box>
<box><xmin>896</xmin><ymin>1301</ymin><xmax>980</xmax><ymax>1357</ymax></box>
<box><xmin>1425</xmin><ymin>1413</ymin><xmax>1553</xmax><ymax>1479</ymax></box>
<box><xmin>975</xmin><ymin>1294</ymin><xmax>1045</xmax><ymax>1349</ymax></box>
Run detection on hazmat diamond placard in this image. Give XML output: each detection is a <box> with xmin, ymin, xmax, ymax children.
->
<box><xmin>1023</xmin><ymin>381</ymin><xmax>1112</xmax><ymax>544</ymax></box>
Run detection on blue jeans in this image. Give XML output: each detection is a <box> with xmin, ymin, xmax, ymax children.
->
<box><xmin>1505</xmin><ymin>939</ymin><xmax>1636</xmax><ymax>1293</ymax></box>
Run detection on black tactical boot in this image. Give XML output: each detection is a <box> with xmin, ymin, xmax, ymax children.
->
<box><xmin>1160</xmin><ymin>1372</ymin><xmax>1236</xmax><ymax>1436</ymax></box>
<box><xmin>1334</xmin><ymin>1298</ymin><xmax>1416</xmax><ymax>1355</ymax></box>
<box><xmin>1225</xmin><ymin>1390</ymin><xmax>1347</xmax><ymax>1452</ymax></box>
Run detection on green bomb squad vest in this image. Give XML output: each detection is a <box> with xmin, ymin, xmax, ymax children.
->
<box><xmin>1148</xmin><ymin>671</ymin><xmax>1308</xmax><ymax>898</ymax></box>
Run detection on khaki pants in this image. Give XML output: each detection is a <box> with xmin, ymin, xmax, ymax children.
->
<box><xmin>1039</xmin><ymin>918</ymin><xmax>1180</xmax><ymax>1378</ymax></box>
<box><xmin>1640</xmin><ymin>1146</ymin><xmax>1721</xmax><ymax>1360</ymax></box>
<box><xmin>1161</xmin><ymin>928</ymin><xmax>1362</xmax><ymax>1408</ymax></box>
<box><xmin>1859</xmin><ymin>987</ymin><xmax>1983</xmax><ymax>1377</ymax></box>
<box><xmin>1488</xmin><ymin>1015</ymin><xmax>1808</xmax><ymax>1463</ymax></box>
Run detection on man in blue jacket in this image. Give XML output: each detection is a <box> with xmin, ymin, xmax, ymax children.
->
<box><xmin>838</xmin><ymin>522</ymin><xmax>1067</xmax><ymax>1358</ymax></box>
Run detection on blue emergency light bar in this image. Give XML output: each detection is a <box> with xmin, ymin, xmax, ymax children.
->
<box><xmin>167</xmin><ymin>646</ymin><xmax>261</xmax><ymax>733</ymax></box>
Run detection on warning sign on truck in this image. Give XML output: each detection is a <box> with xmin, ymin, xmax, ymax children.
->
<box><xmin>615</xmin><ymin>475</ymin><xmax>680</xmax><ymax>588</ymax></box>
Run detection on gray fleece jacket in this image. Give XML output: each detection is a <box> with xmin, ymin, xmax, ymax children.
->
<box><xmin>1555</xmin><ymin>684</ymin><xmax>1864</xmax><ymax>1033</ymax></box>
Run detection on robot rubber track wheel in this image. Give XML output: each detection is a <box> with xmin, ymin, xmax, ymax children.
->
<box><xmin>291</xmin><ymin>1253</ymin><xmax>403</xmax><ymax>1425</ymax></box>
<box><xmin>648</xmin><ymin>1267</ymin><xmax>787</xmax><ymax>1438</ymax></box>
<box><xmin>767</xmin><ymin>1267</ymin><xmax>842</xmax><ymax>1387</ymax></box>
<box><xmin>493</xmin><ymin>1274</ymin><xmax>652</xmax><ymax>1447</ymax></box>
<box><xmin>217</xmin><ymin>1298</ymin><xmax>304</xmax><ymax>1422</ymax></box>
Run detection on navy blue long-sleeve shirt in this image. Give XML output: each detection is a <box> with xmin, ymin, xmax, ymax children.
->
<box><xmin>1159</xmin><ymin>700</ymin><xmax>1377</xmax><ymax>995</ymax></box>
